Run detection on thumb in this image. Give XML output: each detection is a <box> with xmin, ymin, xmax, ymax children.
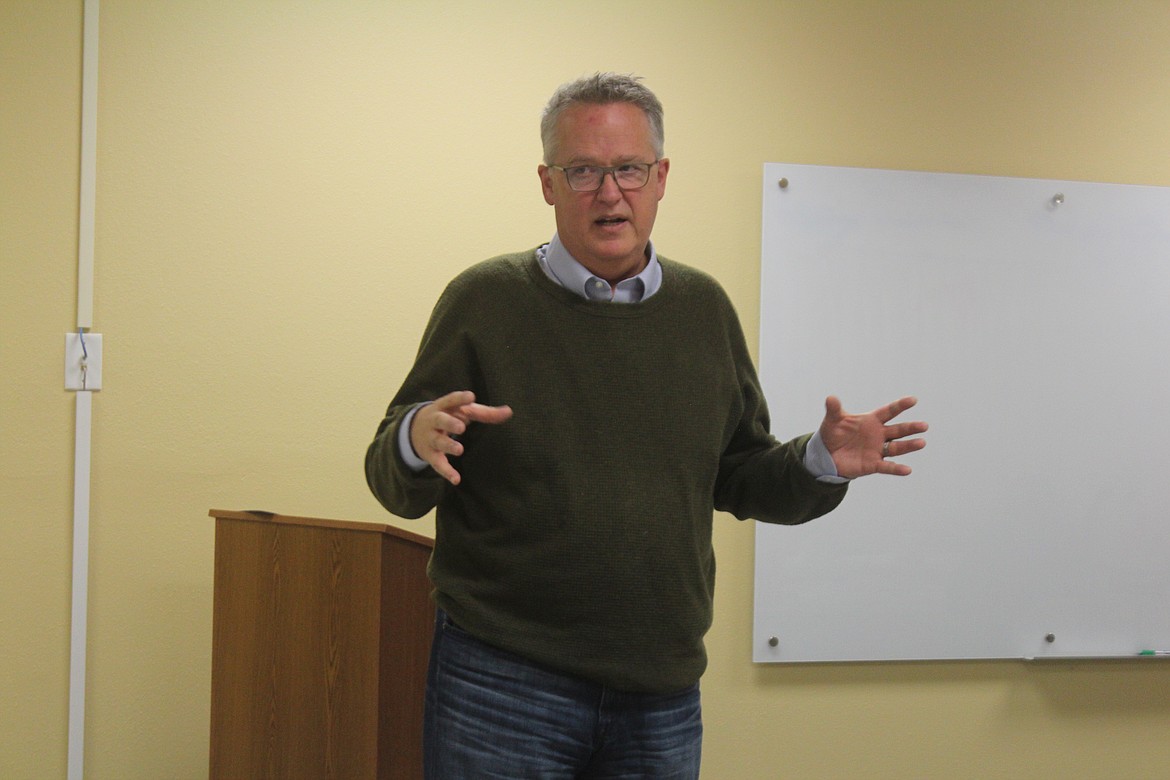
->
<box><xmin>823</xmin><ymin>395</ymin><xmax>844</xmax><ymax>421</ymax></box>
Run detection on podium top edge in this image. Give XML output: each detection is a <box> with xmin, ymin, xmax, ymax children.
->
<box><xmin>208</xmin><ymin>509</ymin><xmax>434</xmax><ymax>548</ymax></box>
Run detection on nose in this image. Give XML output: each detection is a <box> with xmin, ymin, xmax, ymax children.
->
<box><xmin>595</xmin><ymin>170</ymin><xmax>623</xmax><ymax>201</ymax></box>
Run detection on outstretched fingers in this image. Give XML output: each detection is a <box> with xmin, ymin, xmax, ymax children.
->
<box><xmin>877</xmin><ymin>396</ymin><xmax>919</xmax><ymax>423</ymax></box>
<box><xmin>877</xmin><ymin>397</ymin><xmax>928</xmax><ymax>476</ymax></box>
<box><xmin>413</xmin><ymin>391</ymin><xmax>513</xmax><ymax>485</ymax></box>
<box><xmin>881</xmin><ymin>435</ymin><xmax>927</xmax><ymax>459</ymax></box>
<box><xmin>821</xmin><ymin>394</ymin><xmax>928</xmax><ymax>479</ymax></box>
<box><xmin>462</xmin><ymin>402</ymin><xmax>514</xmax><ymax>426</ymax></box>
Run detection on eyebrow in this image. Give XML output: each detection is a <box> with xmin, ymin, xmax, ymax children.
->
<box><xmin>562</xmin><ymin>155</ymin><xmax>645</xmax><ymax>167</ymax></box>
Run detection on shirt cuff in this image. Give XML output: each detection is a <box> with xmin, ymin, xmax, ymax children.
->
<box><xmin>397</xmin><ymin>404</ymin><xmax>430</xmax><ymax>472</ymax></box>
<box><xmin>804</xmin><ymin>429</ymin><xmax>849</xmax><ymax>484</ymax></box>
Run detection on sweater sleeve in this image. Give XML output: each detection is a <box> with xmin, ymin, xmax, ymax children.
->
<box><xmin>364</xmin><ymin>271</ymin><xmax>484</xmax><ymax>519</ymax></box>
<box><xmin>365</xmin><ymin>402</ymin><xmax>447</xmax><ymax>519</ymax></box>
<box><xmin>711</xmin><ymin>295</ymin><xmax>848</xmax><ymax>525</ymax></box>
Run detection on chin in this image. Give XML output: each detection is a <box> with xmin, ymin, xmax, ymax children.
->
<box><xmin>588</xmin><ymin>235</ymin><xmax>639</xmax><ymax>259</ymax></box>
<box><xmin>589</xmin><ymin>248</ymin><xmax>639</xmax><ymax>269</ymax></box>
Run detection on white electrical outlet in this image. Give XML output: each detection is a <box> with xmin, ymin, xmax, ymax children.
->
<box><xmin>65</xmin><ymin>332</ymin><xmax>103</xmax><ymax>391</ymax></box>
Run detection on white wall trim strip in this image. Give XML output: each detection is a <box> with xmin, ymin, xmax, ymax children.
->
<box><xmin>69</xmin><ymin>1</ymin><xmax>100</xmax><ymax>777</ymax></box>
<box><xmin>76</xmin><ymin>0</ymin><xmax>99</xmax><ymax>329</ymax></box>
<box><xmin>68</xmin><ymin>391</ymin><xmax>93</xmax><ymax>780</ymax></box>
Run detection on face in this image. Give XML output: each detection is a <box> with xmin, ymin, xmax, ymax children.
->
<box><xmin>538</xmin><ymin>102</ymin><xmax>669</xmax><ymax>284</ymax></box>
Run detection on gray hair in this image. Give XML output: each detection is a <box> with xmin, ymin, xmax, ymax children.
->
<box><xmin>540</xmin><ymin>72</ymin><xmax>665</xmax><ymax>165</ymax></box>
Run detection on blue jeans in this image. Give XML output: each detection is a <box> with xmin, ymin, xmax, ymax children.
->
<box><xmin>424</xmin><ymin>609</ymin><xmax>703</xmax><ymax>779</ymax></box>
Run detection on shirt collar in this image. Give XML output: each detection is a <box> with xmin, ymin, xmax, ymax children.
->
<box><xmin>537</xmin><ymin>233</ymin><xmax>662</xmax><ymax>303</ymax></box>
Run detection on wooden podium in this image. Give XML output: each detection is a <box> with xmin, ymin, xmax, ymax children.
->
<box><xmin>208</xmin><ymin>510</ymin><xmax>435</xmax><ymax>779</ymax></box>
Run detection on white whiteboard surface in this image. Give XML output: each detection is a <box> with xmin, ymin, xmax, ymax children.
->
<box><xmin>754</xmin><ymin>163</ymin><xmax>1170</xmax><ymax>663</ymax></box>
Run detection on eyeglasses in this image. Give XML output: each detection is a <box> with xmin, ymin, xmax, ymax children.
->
<box><xmin>548</xmin><ymin>160</ymin><xmax>659</xmax><ymax>192</ymax></box>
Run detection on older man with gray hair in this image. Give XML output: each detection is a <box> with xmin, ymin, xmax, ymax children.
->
<box><xmin>366</xmin><ymin>72</ymin><xmax>926</xmax><ymax>778</ymax></box>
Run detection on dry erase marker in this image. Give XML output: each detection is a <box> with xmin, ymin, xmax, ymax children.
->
<box><xmin>1138</xmin><ymin>650</ymin><xmax>1170</xmax><ymax>656</ymax></box>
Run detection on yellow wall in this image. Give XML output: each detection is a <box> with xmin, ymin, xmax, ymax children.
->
<box><xmin>4</xmin><ymin>1</ymin><xmax>1169</xmax><ymax>777</ymax></box>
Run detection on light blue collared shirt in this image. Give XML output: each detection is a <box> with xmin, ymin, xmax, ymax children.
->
<box><xmin>536</xmin><ymin>233</ymin><xmax>663</xmax><ymax>302</ymax></box>
<box><xmin>399</xmin><ymin>238</ymin><xmax>844</xmax><ymax>482</ymax></box>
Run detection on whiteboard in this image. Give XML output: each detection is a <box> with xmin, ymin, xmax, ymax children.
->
<box><xmin>753</xmin><ymin>163</ymin><xmax>1170</xmax><ymax>663</ymax></box>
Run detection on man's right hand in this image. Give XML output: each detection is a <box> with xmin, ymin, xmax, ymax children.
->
<box><xmin>410</xmin><ymin>390</ymin><xmax>513</xmax><ymax>485</ymax></box>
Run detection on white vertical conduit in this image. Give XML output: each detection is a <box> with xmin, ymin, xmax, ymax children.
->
<box><xmin>68</xmin><ymin>392</ymin><xmax>92</xmax><ymax>780</ymax></box>
<box><xmin>76</xmin><ymin>0</ymin><xmax>99</xmax><ymax>331</ymax></box>
<box><xmin>69</xmin><ymin>1</ymin><xmax>100</xmax><ymax>778</ymax></box>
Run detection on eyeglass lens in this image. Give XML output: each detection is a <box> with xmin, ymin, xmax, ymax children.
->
<box><xmin>564</xmin><ymin>163</ymin><xmax>652</xmax><ymax>191</ymax></box>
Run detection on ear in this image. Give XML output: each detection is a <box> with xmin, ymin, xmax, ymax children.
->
<box><xmin>654</xmin><ymin>158</ymin><xmax>670</xmax><ymax>201</ymax></box>
<box><xmin>538</xmin><ymin>165</ymin><xmax>556</xmax><ymax>205</ymax></box>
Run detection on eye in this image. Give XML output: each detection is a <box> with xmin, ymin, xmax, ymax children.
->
<box><xmin>614</xmin><ymin>163</ymin><xmax>649</xmax><ymax>186</ymax></box>
<box><xmin>565</xmin><ymin>166</ymin><xmax>601</xmax><ymax>187</ymax></box>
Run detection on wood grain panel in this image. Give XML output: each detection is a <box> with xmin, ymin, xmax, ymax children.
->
<box><xmin>209</xmin><ymin>510</ymin><xmax>434</xmax><ymax>779</ymax></box>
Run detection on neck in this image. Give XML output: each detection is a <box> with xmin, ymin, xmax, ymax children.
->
<box><xmin>594</xmin><ymin>254</ymin><xmax>648</xmax><ymax>286</ymax></box>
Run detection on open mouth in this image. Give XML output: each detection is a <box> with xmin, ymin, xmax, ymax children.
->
<box><xmin>595</xmin><ymin>216</ymin><xmax>628</xmax><ymax>227</ymax></box>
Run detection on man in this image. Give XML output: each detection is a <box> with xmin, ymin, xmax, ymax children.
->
<box><xmin>366</xmin><ymin>73</ymin><xmax>926</xmax><ymax>778</ymax></box>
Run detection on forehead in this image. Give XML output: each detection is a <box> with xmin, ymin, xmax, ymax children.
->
<box><xmin>553</xmin><ymin>102</ymin><xmax>655</xmax><ymax>163</ymax></box>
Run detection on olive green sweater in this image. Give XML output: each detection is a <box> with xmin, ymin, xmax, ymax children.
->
<box><xmin>365</xmin><ymin>249</ymin><xmax>847</xmax><ymax>692</ymax></box>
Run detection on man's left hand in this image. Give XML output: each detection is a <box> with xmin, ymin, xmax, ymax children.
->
<box><xmin>819</xmin><ymin>396</ymin><xmax>927</xmax><ymax>478</ymax></box>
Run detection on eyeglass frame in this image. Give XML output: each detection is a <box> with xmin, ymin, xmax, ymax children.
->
<box><xmin>546</xmin><ymin>159</ymin><xmax>662</xmax><ymax>192</ymax></box>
